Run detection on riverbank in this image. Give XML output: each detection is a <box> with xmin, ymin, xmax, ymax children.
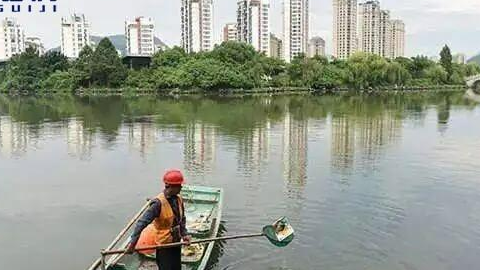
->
<box><xmin>0</xmin><ymin>85</ymin><xmax>468</xmax><ymax>97</ymax></box>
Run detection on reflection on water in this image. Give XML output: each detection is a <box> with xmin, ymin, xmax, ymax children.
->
<box><xmin>282</xmin><ymin>111</ymin><xmax>308</xmax><ymax>197</ymax></box>
<box><xmin>331</xmin><ymin>112</ymin><xmax>402</xmax><ymax>174</ymax></box>
<box><xmin>1</xmin><ymin>93</ymin><xmax>480</xmax><ymax>270</ymax></box>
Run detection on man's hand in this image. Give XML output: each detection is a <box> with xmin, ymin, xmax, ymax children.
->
<box><xmin>125</xmin><ymin>242</ymin><xmax>137</xmax><ymax>254</ymax></box>
<box><xmin>182</xmin><ymin>235</ymin><xmax>192</xmax><ymax>246</ymax></box>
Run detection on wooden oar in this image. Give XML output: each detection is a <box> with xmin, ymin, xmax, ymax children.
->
<box><xmin>102</xmin><ymin>233</ymin><xmax>265</xmax><ymax>256</ymax></box>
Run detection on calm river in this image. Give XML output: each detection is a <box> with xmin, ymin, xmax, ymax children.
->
<box><xmin>0</xmin><ymin>93</ymin><xmax>479</xmax><ymax>270</ymax></box>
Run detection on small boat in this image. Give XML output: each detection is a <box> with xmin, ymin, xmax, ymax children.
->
<box><xmin>88</xmin><ymin>186</ymin><xmax>223</xmax><ymax>270</ymax></box>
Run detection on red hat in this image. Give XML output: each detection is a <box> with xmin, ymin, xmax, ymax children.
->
<box><xmin>163</xmin><ymin>170</ymin><xmax>185</xmax><ymax>185</ymax></box>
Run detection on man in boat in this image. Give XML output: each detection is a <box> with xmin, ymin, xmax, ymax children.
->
<box><xmin>126</xmin><ymin>169</ymin><xmax>191</xmax><ymax>270</ymax></box>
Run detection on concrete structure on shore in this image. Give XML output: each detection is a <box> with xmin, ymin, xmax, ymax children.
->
<box><xmin>0</xmin><ymin>18</ymin><xmax>25</xmax><ymax>61</ymax></box>
<box><xmin>61</xmin><ymin>14</ymin><xmax>90</xmax><ymax>59</ymax></box>
<box><xmin>181</xmin><ymin>0</ymin><xmax>214</xmax><ymax>53</ymax></box>
<box><xmin>283</xmin><ymin>0</ymin><xmax>309</xmax><ymax>62</ymax></box>
<box><xmin>237</xmin><ymin>0</ymin><xmax>271</xmax><ymax>56</ymax></box>
<box><xmin>125</xmin><ymin>17</ymin><xmax>156</xmax><ymax>56</ymax></box>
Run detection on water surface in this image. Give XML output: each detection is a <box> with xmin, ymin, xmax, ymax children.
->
<box><xmin>0</xmin><ymin>93</ymin><xmax>479</xmax><ymax>270</ymax></box>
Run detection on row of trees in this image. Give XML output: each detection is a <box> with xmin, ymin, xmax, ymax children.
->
<box><xmin>0</xmin><ymin>38</ymin><xmax>127</xmax><ymax>92</ymax></box>
<box><xmin>0</xmin><ymin>40</ymin><xmax>479</xmax><ymax>93</ymax></box>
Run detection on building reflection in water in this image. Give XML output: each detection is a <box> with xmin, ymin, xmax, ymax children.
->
<box><xmin>331</xmin><ymin>112</ymin><xmax>402</xmax><ymax>173</ymax></box>
<box><xmin>183</xmin><ymin>122</ymin><xmax>216</xmax><ymax>177</ymax></box>
<box><xmin>282</xmin><ymin>111</ymin><xmax>308</xmax><ymax>198</ymax></box>
<box><xmin>237</xmin><ymin>122</ymin><xmax>271</xmax><ymax>178</ymax></box>
<box><xmin>331</xmin><ymin>116</ymin><xmax>355</xmax><ymax>172</ymax></box>
<box><xmin>127</xmin><ymin>119</ymin><xmax>158</xmax><ymax>159</ymax></box>
<box><xmin>66</xmin><ymin>118</ymin><xmax>95</xmax><ymax>160</ymax></box>
<box><xmin>0</xmin><ymin>117</ymin><xmax>29</xmax><ymax>158</ymax></box>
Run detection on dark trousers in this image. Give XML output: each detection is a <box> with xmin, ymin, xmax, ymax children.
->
<box><xmin>156</xmin><ymin>247</ymin><xmax>182</xmax><ymax>270</ymax></box>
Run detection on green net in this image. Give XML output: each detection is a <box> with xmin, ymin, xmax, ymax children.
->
<box><xmin>262</xmin><ymin>217</ymin><xmax>295</xmax><ymax>247</ymax></box>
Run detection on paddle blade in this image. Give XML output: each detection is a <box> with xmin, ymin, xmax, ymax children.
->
<box><xmin>262</xmin><ymin>217</ymin><xmax>295</xmax><ymax>247</ymax></box>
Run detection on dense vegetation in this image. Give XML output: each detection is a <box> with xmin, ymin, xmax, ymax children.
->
<box><xmin>0</xmin><ymin>40</ymin><xmax>479</xmax><ymax>93</ymax></box>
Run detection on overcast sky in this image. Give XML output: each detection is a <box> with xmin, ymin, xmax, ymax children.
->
<box><xmin>6</xmin><ymin>0</ymin><xmax>480</xmax><ymax>58</ymax></box>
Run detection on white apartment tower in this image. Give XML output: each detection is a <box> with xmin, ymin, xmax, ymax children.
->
<box><xmin>379</xmin><ymin>10</ymin><xmax>391</xmax><ymax>58</ymax></box>
<box><xmin>223</xmin><ymin>23</ymin><xmax>237</xmax><ymax>42</ymax></box>
<box><xmin>61</xmin><ymin>14</ymin><xmax>90</xmax><ymax>58</ymax></box>
<box><xmin>0</xmin><ymin>18</ymin><xmax>25</xmax><ymax>61</ymax></box>
<box><xmin>283</xmin><ymin>0</ymin><xmax>309</xmax><ymax>62</ymax></box>
<box><xmin>237</xmin><ymin>0</ymin><xmax>271</xmax><ymax>56</ymax></box>
<box><xmin>358</xmin><ymin>1</ymin><xmax>381</xmax><ymax>55</ymax></box>
<box><xmin>358</xmin><ymin>1</ymin><xmax>392</xmax><ymax>58</ymax></box>
<box><xmin>359</xmin><ymin>1</ymin><xmax>405</xmax><ymax>59</ymax></box>
<box><xmin>125</xmin><ymin>17</ymin><xmax>155</xmax><ymax>56</ymax></box>
<box><xmin>181</xmin><ymin>0</ymin><xmax>214</xmax><ymax>53</ymax></box>
<box><xmin>308</xmin><ymin>37</ymin><xmax>326</xmax><ymax>57</ymax></box>
<box><xmin>390</xmin><ymin>19</ymin><xmax>405</xmax><ymax>58</ymax></box>
<box><xmin>333</xmin><ymin>0</ymin><xmax>357</xmax><ymax>59</ymax></box>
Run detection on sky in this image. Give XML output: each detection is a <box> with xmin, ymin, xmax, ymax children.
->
<box><xmin>4</xmin><ymin>0</ymin><xmax>480</xmax><ymax>58</ymax></box>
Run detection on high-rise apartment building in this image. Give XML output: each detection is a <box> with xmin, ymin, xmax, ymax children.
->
<box><xmin>283</xmin><ymin>0</ymin><xmax>309</xmax><ymax>62</ymax></box>
<box><xmin>61</xmin><ymin>14</ymin><xmax>90</xmax><ymax>58</ymax></box>
<box><xmin>0</xmin><ymin>18</ymin><xmax>25</xmax><ymax>61</ymax></box>
<box><xmin>379</xmin><ymin>10</ymin><xmax>391</xmax><ymax>58</ymax></box>
<box><xmin>359</xmin><ymin>1</ymin><xmax>405</xmax><ymax>59</ymax></box>
<box><xmin>237</xmin><ymin>0</ymin><xmax>271</xmax><ymax>56</ymax></box>
<box><xmin>125</xmin><ymin>17</ymin><xmax>155</xmax><ymax>56</ymax></box>
<box><xmin>358</xmin><ymin>1</ymin><xmax>381</xmax><ymax>55</ymax></box>
<box><xmin>181</xmin><ymin>0</ymin><xmax>214</xmax><ymax>53</ymax></box>
<box><xmin>333</xmin><ymin>0</ymin><xmax>357</xmax><ymax>59</ymax></box>
<box><xmin>223</xmin><ymin>23</ymin><xmax>237</xmax><ymax>42</ymax></box>
<box><xmin>308</xmin><ymin>37</ymin><xmax>326</xmax><ymax>57</ymax></box>
<box><xmin>358</xmin><ymin>1</ymin><xmax>391</xmax><ymax>57</ymax></box>
<box><xmin>270</xmin><ymin>33</ymin><xmax>283</xmax><ymax>59</ymax></box>
<box><xmin>390</xmin><ymin>19</ymin><xmax>405</xmax><ymax>58</ymax></box>
<box><xmin>25</xmin><ymin>37</ymin><xmax>45</xmax><ymax>55</ymax></box>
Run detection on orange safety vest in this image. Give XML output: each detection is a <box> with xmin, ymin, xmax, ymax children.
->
<box><xmin>135</xmin><ymin>193</ymin><xmax>184</xmax><ymax>255</ymax></box>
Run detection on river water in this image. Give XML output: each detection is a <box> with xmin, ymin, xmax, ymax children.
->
<box><xmin>0</xmin><ymin>93</ymin><xmax>479</xmax><ymax>270</ymax></box>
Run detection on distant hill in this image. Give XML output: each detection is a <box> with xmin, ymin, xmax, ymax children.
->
<box><xmin>49</xmin><ymin>34</ymin><xmax>168</xmax><ymax>56</ymax></box>
<box><xmin>468</xmin><ymin>54</ymin><xmax>480</xmax><ymax>66</ymax></box>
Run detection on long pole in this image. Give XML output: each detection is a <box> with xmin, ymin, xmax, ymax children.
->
<box><xmin>101</xmin><ymin>233</ymin><xmax>265</xmax><ymax>256</ymax></box>
<box><xmin>87</xmin><ymin>199</ymin><xmax>151</xmax><ymax>270</ymax></box>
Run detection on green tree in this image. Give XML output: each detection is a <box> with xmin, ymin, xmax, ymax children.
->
<box><xmin>2</xmin><ymin>47</ymin><xmax>46</xmax><ymax>91</ymax></box>
<box><xmin>440</xmin><ymin>45</ymin><xmax>453</xmax><ymax>79</ymax></box>
<box><xmin>71</xmin><ymin>45</ymin><xmax>94</xmax><ymax>88</ymax></box>
<box><xmin>91</xmin><ymin>38</ymin><xmax>127</xmax><ymax>87</ymax></box>
<box><xmin>465</xmin><ymin>63</ymin><xmax>480</xmax><ymax>76</ymax></box>
<box><xmin>179</xmin><ymin>58</ymin><xmax>251</xmax><ymax>90</ymax></box>
<box><xmin>424</xmin><ymin>65</ymin><xmax>448</xmax><ymax>85</ymax></box>
<box><xmin>42</xmin><ymin>51</ymin><xmax>70</xmax><ymax>73</ymax></box>
<box><xmin>41</xmin><ymin>71</ymin><xmax>75</xmax><ymax>90</ymax></box>
<box><xmin>152</xmin><ymin>47</ymin><xmax>187</xmax><ymax>68</ymax></box>
<box><xmin>208</xmin><ymin>41</ymin><xmax>258</xmax><ymax>65</ymax></box>
<box><xmin>410</xmin><ymin>56</ymin><xmax>435</xmax><ymax>79</ymax></box>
